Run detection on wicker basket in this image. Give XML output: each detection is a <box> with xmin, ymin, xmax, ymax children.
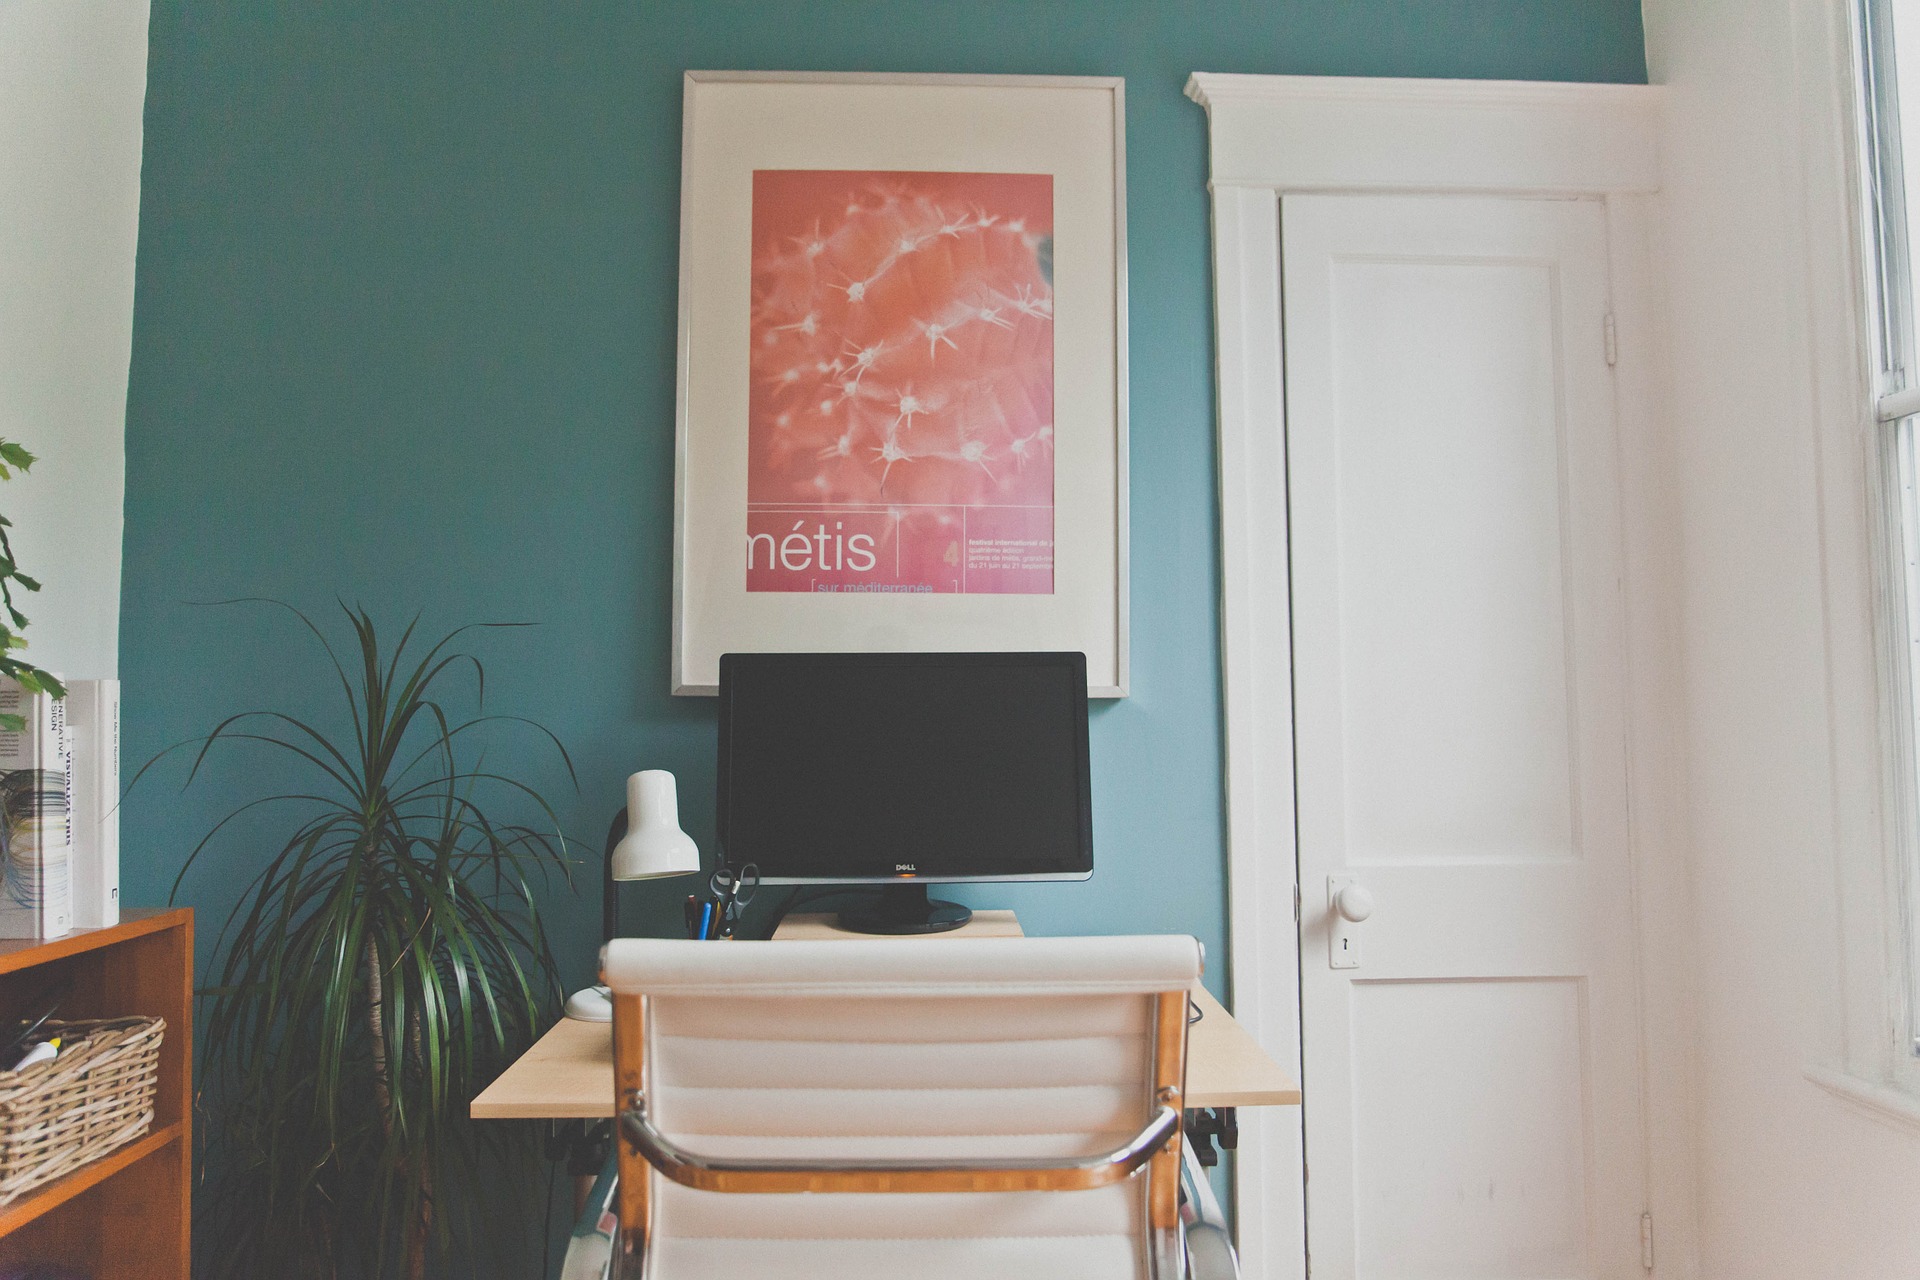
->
<box><xmin>0</xmin><ymin>1016</ymin><xmax>164</xmax><ymax>1205</ymax></box>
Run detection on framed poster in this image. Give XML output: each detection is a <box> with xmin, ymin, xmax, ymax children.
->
<box><xmin>671</xmin><ymin>72</ymin><xmax>1129</xmax><ymax>695</ymax></box>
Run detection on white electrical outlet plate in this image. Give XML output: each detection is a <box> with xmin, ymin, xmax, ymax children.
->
<box><xmin>1328</xmin><ymin>874</ymin><xmax>1361</xmax><ymax>970</ymax></box>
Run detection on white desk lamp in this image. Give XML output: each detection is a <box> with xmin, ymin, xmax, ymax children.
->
<box><xmin>564</xmin><ymin>770</ymin><xmax>701</xmax><ymax>1021</ymax></box>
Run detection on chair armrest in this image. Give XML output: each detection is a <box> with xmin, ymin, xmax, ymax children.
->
<box><xmin>619</xmin><ymin>1091</ymin><xmax>1181</xmax><ymax>1195</ymax></box>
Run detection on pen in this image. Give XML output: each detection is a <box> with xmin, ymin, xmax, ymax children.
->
<box><xmin>694</xmin><ymin>900</ymin><xmax>715</xmax><ymax>941</ymax></box>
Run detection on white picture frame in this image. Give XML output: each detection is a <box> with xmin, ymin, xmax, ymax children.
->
<box><xmin>670</xmin><ymin>71</ymin><xmax>1129</xmax><ymax>696</ymax></box>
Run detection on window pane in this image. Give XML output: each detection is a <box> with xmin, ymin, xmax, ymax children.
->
<box><xmin>1896</xmin><ymin>8</ymin><xmax>1920</xmax><ymax>356</ymax></box>
<box><xmin>1899</xmin><ymin>417</ymin><xmax>1920</xmax><ymax>1059</ymax></box>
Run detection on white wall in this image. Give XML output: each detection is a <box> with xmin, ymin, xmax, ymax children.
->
<box><xmin>0</xmin><ymin>0</ymin><xmax>149</xmax><ymax>681</ymax></box>
<box><xmin>1643</xmin><ymin>0</ymin><xmax>1920</xmax><ymax>1275</ymax></box>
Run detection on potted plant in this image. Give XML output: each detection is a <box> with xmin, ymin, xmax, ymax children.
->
<box><xmin>149</xmin><ymin>603</ymin><xmax>575</xmax><ymax>1278</ymax></box>
<box><xmin>0</xmin><ymin>439</ymin><xmax>66</xmax><ymax>727</ymax></box>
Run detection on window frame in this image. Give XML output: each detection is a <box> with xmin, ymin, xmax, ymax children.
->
<box><xmin>1853</xmin><ymin>0</ymin><xmax>1920</xmax><ymax>1085</ymax></box>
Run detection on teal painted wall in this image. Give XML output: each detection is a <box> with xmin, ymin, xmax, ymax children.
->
<box><xmin>120</xmin><ymin>5</ymin><xmax>1643</xmax><ymax>1255</ymax></box>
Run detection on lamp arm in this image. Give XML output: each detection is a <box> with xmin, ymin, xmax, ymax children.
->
<box><xmin>602</xmin><ymin>808</ymin><xmax>628</xmax><ymax>945</ymax></box>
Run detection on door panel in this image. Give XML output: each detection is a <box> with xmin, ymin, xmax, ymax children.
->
<box><xmin>1350</xmin><ymin>978</ymin><xmax>1589</xmax><ymax>1279</ymax></box>
<box><xmin>1328</xmin><ymin>258</ymin><xmax>1577</xmax><ymax>869</ymax></box>
<box><xmin>1284</xmin><ymin>194</ymin><xmax>1646</xmax><ymax>1279</ymax></box>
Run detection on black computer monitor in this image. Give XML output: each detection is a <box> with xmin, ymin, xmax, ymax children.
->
<box><xmin>716</xmin><ymin>651</ymin><xmax>1093</xmax><ymax>934</ymax></box>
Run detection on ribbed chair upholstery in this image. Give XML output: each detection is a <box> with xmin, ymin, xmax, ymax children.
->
<box><xmin>600</xmin><ymin>935</ymin><xmax>1203</xmax><ymax>1280</ymax></box>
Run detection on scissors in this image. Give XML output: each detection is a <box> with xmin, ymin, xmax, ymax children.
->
<box><xmin>709</xmin><ymin>863</ymin><xmax>759</xmax><ymax>938</ymax></box>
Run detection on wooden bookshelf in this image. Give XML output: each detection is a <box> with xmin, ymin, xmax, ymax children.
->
<box><xmin>0</xmin><ymin>909</ymin><xmax>192</xmax><ymax>1280</ymax></box>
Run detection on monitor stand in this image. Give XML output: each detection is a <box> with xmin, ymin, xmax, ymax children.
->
<box><xmin>836</xmin><ymin>883</ymin><xmax>972</xmax><ymax>935</ymax></box>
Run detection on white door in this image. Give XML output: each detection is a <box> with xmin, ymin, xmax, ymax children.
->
<box><xmin>1283</xmin><ymin>194</ymin><xmax>1648</xmax><ymax>1279</ymax></box>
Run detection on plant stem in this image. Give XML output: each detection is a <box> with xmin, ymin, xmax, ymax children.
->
<box><xmin>406</xmin><ymin>1005</ymin><xmax>430</xmax><ymax>1280</ymax></box>
<box><xmin>368</xmin><ymin>935</ymin><xmax>430</xmax><ymax>1280</ymax></box>
<box><xmin>365</xmin><ymin>935</ymin><xmax>394</xmax><ymax>1141</ymax></box>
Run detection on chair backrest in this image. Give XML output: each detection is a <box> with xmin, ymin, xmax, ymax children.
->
<box><xmin>602</xmin><ymin>935</ymin><xmax>1201</xmax><ymax>1280</ymax></box>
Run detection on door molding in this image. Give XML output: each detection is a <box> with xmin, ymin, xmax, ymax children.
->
<box><xmin>1185</xmin><ymin>72</ymin><xmax>1692</xmax><ymax>1280</ymax></box>
<box><xmin>1189</xmin><ymin>73</ymin><xmax>1662</xmax><ymax>195</ymax></box>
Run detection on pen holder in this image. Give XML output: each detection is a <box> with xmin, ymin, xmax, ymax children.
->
<box><xmin>686</xmin><ymin>894</ymin><xmax>742</xmax><ymax>940</ymax></box>
<box><xmin>0</xmin><ymin>1016</ymin><xmax>164</xmax><ymax>1205</ymax></box>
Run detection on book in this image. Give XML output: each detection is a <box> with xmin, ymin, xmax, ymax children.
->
<box><xmin>0</xmin><ymin>679</ymin><xmax>71</xmax><ymax>938</ymax></box>
<box><xmin>66</xmin><ymin>679</ymin><xmax>119</xmax><ymax>929</ymax></box>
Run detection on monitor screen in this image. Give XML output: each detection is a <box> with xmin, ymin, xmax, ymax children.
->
<box><xmin>717</xmin><ymin>652</ymin><xmax>1093</xmax><ymax>884</ymax></box>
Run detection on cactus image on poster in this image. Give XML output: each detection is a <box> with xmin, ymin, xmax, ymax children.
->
<box><xmin>745</xmin><ymin>170</ymin><xmax>1055</xmax><ymax>594</ymax></box>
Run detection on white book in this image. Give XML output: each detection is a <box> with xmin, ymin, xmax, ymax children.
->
<box><xmin>67</xmin><ymin>679</ymin><xmax>119</xmax><ymax>929</ymax></box>
<box><xmin>0</xmin><ymin>678</ymin><xmax>71</xmax><ymax>938</ymax></box>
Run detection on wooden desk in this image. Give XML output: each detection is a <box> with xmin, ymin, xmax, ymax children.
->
<box><xmin>472</xmin><ymin>911</ymin><xmax>1298</xmax><ymax>1118</ymax></box>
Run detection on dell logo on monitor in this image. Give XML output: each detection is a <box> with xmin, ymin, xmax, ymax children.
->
<box><xmin>895</xmin><ymin>864</ymin><xmax>916</xmax><ymax>872</ymax></box>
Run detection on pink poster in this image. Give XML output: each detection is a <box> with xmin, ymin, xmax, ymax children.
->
<box><xmin>746</xmin><ymin>170</ymin><xmax>1055</xmax><ymax>594</ymax></box>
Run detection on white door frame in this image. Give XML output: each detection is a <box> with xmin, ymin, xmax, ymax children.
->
<box><xmin>1186</xmin><ymin>72</ymin><xmax>1700</xmax><ymax>1280</ymax></box>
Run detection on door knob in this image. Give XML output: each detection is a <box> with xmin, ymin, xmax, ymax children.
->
<box><xmin>1326</xmin><ymin>875</ymin><xmax>1372</xmax><ymax>970</ymax></box>
<box><xmin>1334</xmin><ymin>882</ymin><xmax>1375</xmax><ymax>923</ymax></box>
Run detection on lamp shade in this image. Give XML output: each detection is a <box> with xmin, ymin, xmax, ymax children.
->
<box><xmin>610</xmin><ymin>770</ymin><xmax>700</xmax><ymax>881</ymax></box>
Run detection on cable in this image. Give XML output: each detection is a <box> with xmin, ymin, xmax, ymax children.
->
<box><xmin>755</xmin><ymin>886</ymin><xmax>869</xmax><ymax>939</ymax></box>
<box><xmin>542</xmin><ymin>1135</ymin><xmax>558</xmax><ymax>1278</ymax></box>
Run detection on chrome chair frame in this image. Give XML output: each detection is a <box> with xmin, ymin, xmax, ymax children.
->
<box><xmin>619</xmin><ymin>1092</ymin><xmax>1182</xmax><ymax>1195</ymax></box>
<box><xmin>607</xmin><ymin>987</ymin><xmax>1196</xmax><ymax>1280</ymax></box>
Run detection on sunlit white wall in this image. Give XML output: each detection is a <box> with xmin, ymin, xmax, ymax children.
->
<box><xmin>1644</xmin><ymin>0</ymin><xmax>1920</xmax><ymax>1275</ymax></box>
<box><xmin>0</xmin><ymin>0</ymin><xmax>149</xmax><ymax>680</ymax></box>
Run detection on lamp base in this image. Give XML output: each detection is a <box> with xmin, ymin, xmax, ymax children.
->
<box><xmin>564</xmin><ymin>984</ymin><xmax>613</xmax><ymax>1022</ymax></box>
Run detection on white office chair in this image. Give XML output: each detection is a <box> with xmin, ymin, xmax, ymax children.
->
<box><xmin>568</xmin><ymin>934</ymin><xmax>1233</xmax><ymax>1280</ymax></box>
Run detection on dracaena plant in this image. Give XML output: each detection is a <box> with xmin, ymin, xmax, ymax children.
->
<box><xmin>147</xmin><ymin>602</ymin><xmax>575</xmax><ymax>1279</ymax></box>
<box><xmin>0</xmin><ymin>439</ymin><xmax>67</xmax><ymax>728</ymax></box>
